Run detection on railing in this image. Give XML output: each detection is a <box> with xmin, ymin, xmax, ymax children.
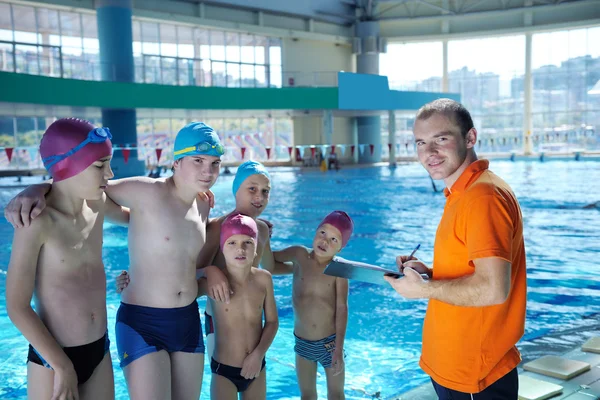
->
<box><xmin>0</xmin><ymin>41</ymin><xmax>339</xmax><ymax>88</ymax></box>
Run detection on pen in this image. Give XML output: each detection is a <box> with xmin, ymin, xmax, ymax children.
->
<box><xmin>408</xmin><ymin>243</ymin><xmax>421</xmax><ymax>260</ymax></box>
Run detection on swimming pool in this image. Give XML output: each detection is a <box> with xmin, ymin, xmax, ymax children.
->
<box><xmin>1</xmin><ymin>160</ymin><xmax>599</xmax><ymax>399</ymax></box>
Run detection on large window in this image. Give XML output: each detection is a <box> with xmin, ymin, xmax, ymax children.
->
<box><xmin>532</xmin><ymin>27</ymin><xmax>600</xmax><ymax>151</ymax></box>
<box><xmin>380</xmin><ymin>41</ymin><xmax>443</xmax><ymax>92</ymax></box>
<box><xmin>381</xmin><ymin>28</ymin><xmax>600</xmax><ymax>153</ymax></box>
<box><xmin>0</xmin><ymin>1</ymin><xmax>283</xmax><ymax>88</ymax></box>
<box><xmin>448</xmin><ymin>35</ymin><xmax>525</xmax><ymax>153</ymax></box>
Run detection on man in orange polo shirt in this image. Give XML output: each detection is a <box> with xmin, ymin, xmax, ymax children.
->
<box><xmin>385</xmin><ymin>99</ymin><xmax>526</xmax><ymax>399</ymax></box>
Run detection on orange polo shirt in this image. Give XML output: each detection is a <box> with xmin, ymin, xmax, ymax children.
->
<box><xmin>419</xmin><ymin>159</ymin><xmax>527</xmax><ymax>393</ymax></box>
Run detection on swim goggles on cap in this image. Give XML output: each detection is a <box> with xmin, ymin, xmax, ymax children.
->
<box><xmin>173</xmin><ymin>141</ymin><xmax>225</xmax><ymax>157</ymax></box>
<box><xmin>42</xmin><ymin>127</ymin><xmax>112</xmax><ymax>169</ymax></box>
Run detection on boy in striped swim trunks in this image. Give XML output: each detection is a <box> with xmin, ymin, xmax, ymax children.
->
<box><xmin>273</xmin><ymin>211</ymin><xmax>353</xmax><ymax>399</ymax></box>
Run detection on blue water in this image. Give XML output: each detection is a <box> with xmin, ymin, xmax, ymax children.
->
<box><xmin>1</xmin><ymin>160</ymin><xmax>600</xmax><ymax>399</ymax></box>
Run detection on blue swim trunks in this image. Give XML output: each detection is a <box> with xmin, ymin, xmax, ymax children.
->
<box><xmin>294</xmin><ymin>332</ymin><xmax>344</xmax><ymax>369</ymax></box>
<box><xmin>116</xmin><ymin>300</ymin><xmax>205</xmax><ymax>368</ymax></box>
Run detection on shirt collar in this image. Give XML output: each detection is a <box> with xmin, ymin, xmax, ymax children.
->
<box><xmin>443</xmin><ymin>159</ymin><xmax>489</xmax><ymax>197</ymax></box>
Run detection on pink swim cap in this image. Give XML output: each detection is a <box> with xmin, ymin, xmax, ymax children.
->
<box><xmin>319</xmin><ymin>211</ymin><xmax>354</xmax><ymax>248</ymax></box>
<box><xmin>40</xmin><ymin>118</ymin><xmax>113</xmax><ymax>182</ymax></box>
<box><xmin>220</xmin><ymin>213</ymin><xmax>258</xmax><ymax>249</ymax></box>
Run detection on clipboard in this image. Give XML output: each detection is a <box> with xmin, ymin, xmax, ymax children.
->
<box><xmin>323</xmin><ymin>256</ymin><xmax>402</xmax><ymax>286</ymax></box>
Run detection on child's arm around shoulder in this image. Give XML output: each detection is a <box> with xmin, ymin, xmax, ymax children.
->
<box><xmin>271</xmin><ymin>245</ymin><xmax>308</xmax><ymax>275</ymax></box>
<box><xmin>5</xmin><ymin>211</ymin><xmax>79</xmax><ymax>392</ymax></box>
<box><xmin>105</xmin><ymin>176</ymin><xmax>161</xmax><ymax>209</ymax></box>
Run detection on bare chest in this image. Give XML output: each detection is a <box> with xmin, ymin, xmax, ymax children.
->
<box><xmin>293</xmin><ymin>265</ymin><xmax>337</xmax><ymax>299</ymax></box>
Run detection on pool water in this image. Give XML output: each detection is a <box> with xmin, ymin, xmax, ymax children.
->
<box><xmin>1</xmin><ymin>160</ymin><xmax>599</xmax><ymax>399</ymax></box>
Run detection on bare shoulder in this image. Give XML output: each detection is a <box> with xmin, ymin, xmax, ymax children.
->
<box><xmin>252</xmin><ymin>267</ymin><xmax>273</xmax><ymax>286</ymax></box>
<box><xmin>256</xmin><ymin>219</ymin><xmax>269</xmax><ymax>233</ymax></box>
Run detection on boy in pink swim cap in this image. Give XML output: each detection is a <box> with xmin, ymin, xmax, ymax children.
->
<box><xmin>6</xmin><ymin>118</ymin><xmax>129</xmax><ymax>400</ymax></box>
<box><xmin>272</xmin><ymin>210</ymin><xmax>353</xmax><ymax>399</ymax></box>
<box><xmin>197</xmin><ymin>213</ymin><xmax>278</xmax><ymax>399</ymax></box>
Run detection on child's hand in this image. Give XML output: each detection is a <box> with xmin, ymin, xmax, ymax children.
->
<box><xmin>205</xmin><ymin>265</ymin><xmax>233</xmax><ymax>303</ymax></box>
<box><xmin>116</xmin><ymin>271</ymin><xmax>130</xmax><ymax>294</ymax></box>
<box><xmin>4</xmin><ymin>184</ymin><xmax>48</xmax><ymax>228</ymax></box>
<box><xmin>52</xmin><ymin>363</ymin><xmax>79</xmax><ymax>400</ymax></box>
<box><xmin>331</xmin><ymin>348</ymin><xmax>345</xmax><ymax>376</ymax></box>
<box><xmin>198</xmin><ymin>190</ymin><xmax>215</xmax><ymax>208</ymax></box>
<box><xmin>240</xmin><ymin>350</ymin><xmax>263</xmax><ymax>379</ymax></box>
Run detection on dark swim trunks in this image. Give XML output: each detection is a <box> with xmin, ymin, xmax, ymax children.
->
<box><xmin>27</xmin><ymin>331</ymin><xmax>110</xmax><ymax>385</ymax></box>
<box><xmin>115</xmin><ymin>300</ymin><xmax>205</xmax><ymax>368</ymax></box>
<box><xmin>211</xmin><ymin>357</ymin><xmax>266</xmax><ymax>392</ymax></box>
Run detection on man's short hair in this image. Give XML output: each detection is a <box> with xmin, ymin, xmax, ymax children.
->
<box><xmin>415</xmin><ymin>98</ymin><xmax>474</xmax><ymax>137</ymax></box>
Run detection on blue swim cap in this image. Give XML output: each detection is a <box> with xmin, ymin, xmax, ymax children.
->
<box><xmin>173</xmin><ymin>122</ymin><xmax>224</xmax><ymax>161</ymax></box>
<box><xmin>232</xmin><ymin>160</ymin><xmax>271</xmax><ymax>197</ymax></box>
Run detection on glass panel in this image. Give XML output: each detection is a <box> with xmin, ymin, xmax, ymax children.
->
<box><xmin>381</xmin><ymin>41</ymin><xmax>443</xmax><ymax>91</ymax></box>
<box><xmin>0</xmin><ymin>4</ymin><xmax>12</xmax><ymax>40</ymax></box>
<box><xmin>12</xmin><ymin>5</ymin><xmax>38</xmax><ymax>44</ymax></box>
<box><xmin>201</xmin><ymin>59</ymin><xmax>211</xmax><ymax>86</ymax></box>
<box><xmin>210</xmin><ymin>30</ymin><xmax>225</xmax><ymax>61</ymax></box>
<box><xmin>226</xmin><ymin>31</ymin><xmax>240</xmax><ymax>62</ymax></box>
<box><xmin>178</xmin><ymin>58</ymin><xmax>194</xmax><ymax>86</ymax></box>
<box><xmin>240</xmin><ymin>34</ymin><xmax>255</xmax><ymax>64</ymax></box>
<box><xmin>269</xmin><ymin>65</ymin><xmax>281</xmax><ymax>88</ymax></box>
<box><xmin>0</xmin><ymin>41</ymin><xmax>14</xmax><ymax>72</ymax></box>
<box><xmin>212</xmin><ymin>61</ymin><xmax>226</xmax><ymax>86</ymax></box>
<box><xmin>161</xmin><ymin>56</ymin><xmax>178</xmax><ymax>85</ymax></box>
<box><xmin>15</xmin><ymin>43</ymin><xmax>40</xmax><ymax>74</ymax></box>
<box><xmin>195</xmin><ymin>29</ymin><xmax>209</xmax><ymax>59</ymax></box>
<box><xmin>177</xmin><ymin>26</ymin><xmax>194</xmax><ymax>58</ymax></box>
<box><xmin>240</xmin><ymin>64</ymin><xmax>255</xmax><ymax>87</ymax></box>
<box><xmin>255</xmin><ymin>35</ymin><xmax>267</xmax><ymax>64</ymax></box>
<box><xmin>143</xmin><ymin>55</ymin><xmax>161</xmax><ymax>83</ymax></box>
<box><xmin>141</xmin><ymin>22</ymin><xmax>160</xmax><ymax>55</ymax></box>
<box><xmin>268</xmin><ymin>39</ymin><xmax>281</xmax><ymax>65</ymax></box>
<box><xmin>255</xmin><ymin>65</ymin><xmax>266</xmax><ymax>88</ymax></box>
<box><xmin>226</xmin><ymin>62</ymin><xmax>240</xmax><ymax>87</ymax></box>
<box><xmin>159</xmin><ymin>24</ymin><xmax>177</xmax><ymax>57</ymax></box>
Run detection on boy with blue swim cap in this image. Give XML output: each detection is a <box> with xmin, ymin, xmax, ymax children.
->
<box><xmin>7</xmin><ymin>121</ymin><xmax>224</xmax><ymax>399</ymax></box>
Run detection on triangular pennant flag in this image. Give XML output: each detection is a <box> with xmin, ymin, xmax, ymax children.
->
<box><xmin>359</xmin><ymin>144</ymin><xmax>366</xmax><ymax>155</ymax></box>
<box><xmin>396</xmin><ymin>143</ymin><xmax>401</xmax><ymax>153</ymax></box>
<box><xmin>122</xmin><ymin>148</ymin><xmax>131</xmax><ymax>164</ymax></box>
<box><xmin>287</xmin><ymin>146</ymin><xmax>293</xmax><ymax>157</ymax></box>
<box><xmin>338</xmin><ymin>145</ymin><xmax>346</xmax><ymax>156</ymax></box>
<box><xmin>321</xmin><ymin>145</ymin><xmax>328</xmax><ymax>157</ymax></box>
<box><xmin>241</xmin><ymin>147</ymin><xmax>246</xmax><ymax>159</ymax></box>
<box><xmin>27</xmin><ymin>147</ymin><xmax>37</xmax><ymax>162</ymax></box>
<box><xmin>388</xmin><ymin>143</ymin><xmax>392</xmax><ymax>152</ymax></box>
<box><xmin>310</xmin><ymin>147</ymin><xmax>315</xmax><ymax>157</ymax></box>
<box><xmin>295</xmin><ymin>147</ymin><xmax>302</xmax><ymax>161</ymax></box>
<box><xmin>369</xmin><ymin>144</ymin><xmax>374</xmax><ymax>155</ymax></box>
<box><xmin>155</xmin><ymin>148</ymin><xmax>163</xmax><ymax>163</ymax></box>
<box><xmin>331</xmin><ymin>145</ymin><xmax>336</xmax><ymax>155</ymax></box>
<box><xmin>5</xmin><ymin>147</ymin><xmax>13</xmax><ymax>162</ymax></box>
<box><xmin>265</xmin><ymin>147</ymin><xmax>271</xmax><ymax>159</ymax></box>
<box><xmin>351</xmin><ymin>145</ymin><xmax>355</xmax><ymax>156</ymax></box>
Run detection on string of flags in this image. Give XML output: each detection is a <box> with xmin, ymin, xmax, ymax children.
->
<box><xmin>0</xmin><ymin>130</ymin><xmax>593</xmax><ymax>164</ymax></box>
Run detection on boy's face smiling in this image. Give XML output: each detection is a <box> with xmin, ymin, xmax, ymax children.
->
<box><xmin>312</xmin><ymin>223</ymin><xmax>343</xmax><ymax>259</ymax></box>
<box><xmin>65</xmin><ymin>156</ymin><xmax>114</xmax><ymax>200</ymax></box>
<box><xmin>235</xmin><ymin>174</ymin><xmax>271</xmax><ymax>218</ymax></box>
<box><xmin>222</xmin><ymin>234</ymin><xmax>257</xmax><ymax>269</ymax></box>
<box><xmin>174</xmin><ymin>155</ymin><xmax>221</xmax><ymax>192</ymax></box>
